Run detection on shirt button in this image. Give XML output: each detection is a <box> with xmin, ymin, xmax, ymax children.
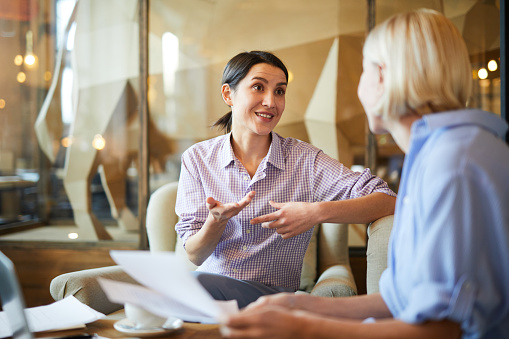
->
<box><xmin>403</xmin><ymin>196</ymin><xmax>410</xmax><ymax>204</ymax></box>
<box><xmin>243</xmin><ymin>176</ymin><xmax>249</xmax><ymax>181</ymax></box>
<box><xmin>233</xmin><ymin>268</ymin><xmax>238</xmax><ymax>273</ymax></box>
<box><xmin>246</xmin><ymin>229</ymin><xmax>251</xmax><ymax>234</ymax></box>
<box><xmin>242</xmin><ymin>245</ymin><xmax>247</xmax><ymax>251</ymax></box>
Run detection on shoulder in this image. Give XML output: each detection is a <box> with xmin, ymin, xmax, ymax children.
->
<box><xmin>418</xmin><ymin>124</ymin><xmax>509</xmax><ymax>195</ymax></box>
<box><xmin>274</xmin><ymin>133</ymin><xmax>322</xmax><ymax>157</ymax></box>
<box><xmin>428</xmin><ymin>123</ymin><xmax>507</xmax><ymax>171</ymax></box>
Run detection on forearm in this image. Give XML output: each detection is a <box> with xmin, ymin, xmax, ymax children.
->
<box><xmin>297</xmin><ymin>313</ymin><xmax>461</xmax><ymax>339</ymax></box>
<box><xmin>223</xmin><ymin>299</ymin><xmax>460</xmax><ymax>339</ymax></box>
<box><xmin>317</xmin><ymin>192</ymin><xmax>396</xmax><ymax>224</ymax></box>
<box><xmin>294</xmin><ymin>293</ymin><xmax>392</xmax><ymax>320</ymax></box>
<box><xmin>183</xmin><ymin>213</ymin><xmax>227</xmax><ymax>265</ymax></box>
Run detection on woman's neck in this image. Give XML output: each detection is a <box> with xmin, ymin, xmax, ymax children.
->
<box><xmin>385</xmin><ymin>114</ymin><xmax>421</xmax><ymax>154</ymax></box>
<box><xmin>230</xmin><ymin>131</ymin><xmax>272</xmax><ymax>177</ymax></box>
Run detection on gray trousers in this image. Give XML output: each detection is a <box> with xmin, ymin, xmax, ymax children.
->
<box><xmin>192</xmin><ymin>271</ymin><xmax>294</xmax><ymax>309</ymax></box>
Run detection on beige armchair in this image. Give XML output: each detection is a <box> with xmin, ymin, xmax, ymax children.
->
<box><xmin>50</xmin><ymin>181</ymin><xmax>394</xmax><ymax>314</ymax></box>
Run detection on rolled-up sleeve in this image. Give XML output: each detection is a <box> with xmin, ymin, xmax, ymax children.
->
<box><xmin>312</xmin><ymin>151</ymin><xmax>396</xmax><ymax>201</ymax></box>
<box><xmin>174</xmin><ymin>150</ymin><xmax>208</xmax><ymax>245</ymax></box>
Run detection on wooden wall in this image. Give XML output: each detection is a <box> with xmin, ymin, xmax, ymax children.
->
<box><xmin>0</xmin><ymin>241</ymin><xmax>136</xmax><ymax>308</ymax></box>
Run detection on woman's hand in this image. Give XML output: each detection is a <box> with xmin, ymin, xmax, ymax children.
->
<box><xmin>250</xmin><ymin>193</ymin><xmax>396</xmax><ymax>240</ymax></box>
<box><xmin>245</xmin><ymin>293</ymin><xmax>301</xmax><ymax>311</ymax></box>
<box><xmin>207</xmin><ymin>191</ymin><xmax>255</xmax><ymax>222</ymax></box>
<box><xmin>220</xmin><ymin>306</ymin><xmax>307</xmax><ymax>339</ymax></box>
<box><xmin>250</xmin><ymin>201</ymin><xmax>318</xmax><ymax>239</ymax></box>
<box><xmin>184</xmin><ymin>191</ymin><xmax>255</xmax><ymax>265</ymax></box>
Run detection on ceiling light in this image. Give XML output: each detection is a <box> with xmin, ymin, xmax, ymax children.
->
<box><xmin>477</xmin><ymin>68</ymin><xmax>488</xmax><ymax>80</ymax></box>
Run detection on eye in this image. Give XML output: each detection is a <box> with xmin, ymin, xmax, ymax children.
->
<box><xmin>253</xmin><ymin>84</ymin><xmax>263</xmax><ymax>91</ymax></box>
<box><xmin>275</xmin><ymin>88</ymin><xmax>286</xmax><ymax>96</ymax></box>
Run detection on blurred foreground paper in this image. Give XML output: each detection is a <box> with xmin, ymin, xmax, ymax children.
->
<box><xmin>0</xmin><ymin>296</ymin><xmax>104</xmax><ymax>338</ymax></box>
<box><xmin>98</xmin><ymin>250</ymin><xmax>238</xmax><ymax>323</ymax></box>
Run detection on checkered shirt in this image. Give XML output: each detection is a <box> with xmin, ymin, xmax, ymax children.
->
<box><xmin>175</xmin><ymin>132</ymin><xmax>395</xmax><ymax>290</ymax></box>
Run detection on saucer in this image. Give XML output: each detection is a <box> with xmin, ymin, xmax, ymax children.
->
<box><xmin>114</xmin><ymin>317</ymin><xmax>184</xmax><ymax>337</ymax></box>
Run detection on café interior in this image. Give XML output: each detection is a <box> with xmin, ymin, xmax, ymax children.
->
<box><xmin>0</xmin><ymin>0</ymin><xmax>506</xmax><ymax>310</ymax></box>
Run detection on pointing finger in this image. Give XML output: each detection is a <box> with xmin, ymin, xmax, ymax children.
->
<box><xmin>251</xmin><ymin>211</ymin><xmax>279</xmax><ymax>224</ymax></box>
<box><xmin>268</xmin><ymin>200</ymin><xmax>283</xmax><ymax>209</ymax></box>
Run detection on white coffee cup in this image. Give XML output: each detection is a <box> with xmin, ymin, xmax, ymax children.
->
<box><xmin>124</xmin><ymin>303</ymin><xmax>167</xmax><ymax>329</ymax></box>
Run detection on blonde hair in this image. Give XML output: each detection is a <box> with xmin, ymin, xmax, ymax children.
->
<box><xmin>363</xmin><ymin>8</ymin><xmax>472</xmax><ymax>119</ymax></box>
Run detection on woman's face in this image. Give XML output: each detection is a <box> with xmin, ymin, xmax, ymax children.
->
<box><xmin>223</xmin><ymin>63</ymin><xmax>287</xmax><ymax>138</ymax></box>
<box><xmin>358</xmin><ymin>57</ymin><xmax>387</xmax><ymax>134</ymax></box>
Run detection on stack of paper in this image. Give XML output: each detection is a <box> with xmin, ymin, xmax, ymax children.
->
<box><xmin>98</xmin><ymin>251</ymin><xmax>238</xmax><ymax>323</ymax></box>
<box><xmin>0</xmin><ymin>296</ymin><xmax>104</xmax><ymax>339</ymax></box>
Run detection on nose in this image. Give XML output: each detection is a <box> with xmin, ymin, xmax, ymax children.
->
<box><xmin>262</xmin><ymin>91</ymin><xmax>276</xmax><ymax>109</ymax></box>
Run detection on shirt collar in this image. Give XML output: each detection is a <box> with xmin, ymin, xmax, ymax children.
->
<box><xmin>412</xmin><ymin>109</ymin><xmax>508</xmax><ymax>140</ymax></box>
<box><xmin>219</xmin><ymin>133</ymin><xmax>235</xmax><ymax>168</ymax></box>
<box><xmin>267</xmin><ymin>132</ymin><xmax>285</xmax><ymax>170</ymax></box>
<box><xmin>218</xmin><ymin>131</ymin><xmax>286</xmax><ymax>170</ymax></box>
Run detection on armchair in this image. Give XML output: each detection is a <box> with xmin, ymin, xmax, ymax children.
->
<box><xmin>50</xmin><ymin>181</ymin><xmax>394</xmax><ymax>314</ymax></box>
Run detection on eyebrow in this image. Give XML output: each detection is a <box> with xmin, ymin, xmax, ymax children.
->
<box><xmin>251</xmin><ymin>76</ymin><xmax>287</xmax><ymax>87</ymax></box>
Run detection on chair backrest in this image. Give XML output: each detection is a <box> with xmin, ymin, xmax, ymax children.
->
<box><xmin>0</xmin><ymin>251</ymin><xmax>33</xmax><ymax>339</ymax></box>
<box><xmin>146</xmin><ymin>182</ymin><xmax>197</xmax><ymax>271</ymax></box>
<box><xmin>146</xmin><ymin>181</ymin><xmax>179</xmax><ymax>252</ymax></box>
<box><xmin>366</xmin><ymin>214</ymin><xmax>394</xmax><ymax>294</ymax></box>
<box><xmin>317</xmin><ymin>222</ymin><xmax>349</xmax><ymax>275</ymax></box>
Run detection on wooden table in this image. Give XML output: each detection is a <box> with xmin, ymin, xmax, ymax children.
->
<box><xmin>37</xmin><ymin>311</ymin><xmax>222</xmax><ymax>339</ymax></box>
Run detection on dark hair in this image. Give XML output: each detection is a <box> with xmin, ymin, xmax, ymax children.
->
<box><xmin>212</xmin><ymin>51</ymin><xmax>289</xmax><ymax>133</ymax></box>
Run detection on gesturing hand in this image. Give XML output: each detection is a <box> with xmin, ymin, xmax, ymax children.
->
<box><xmin>250</xmin><ymin>201</ymin><xmax>317</xmax><ymax>239</ymax></box>
<box><xmin>207</xmin><ymin>191</ymin><xmax>255</xmax><ymax>223</ymax></box>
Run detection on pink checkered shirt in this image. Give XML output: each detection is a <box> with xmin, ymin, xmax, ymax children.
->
<box><xmin>175</xmin><ymin>132</ymin><xmax>395</xmax><ymax>290</ymax></box>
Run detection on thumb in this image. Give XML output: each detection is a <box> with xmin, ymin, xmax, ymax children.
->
<box><xmin>206</xmin><ymin>197</ymin><xmax>217</xmax><ymax>209</ymax></box>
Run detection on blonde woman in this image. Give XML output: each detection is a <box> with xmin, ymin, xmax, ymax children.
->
<box><xmin>222</xmin><ymin>9</ymin><xmax>509</xmax><ymax>338</ymax></box>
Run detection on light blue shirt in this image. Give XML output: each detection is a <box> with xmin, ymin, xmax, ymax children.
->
<box><xmin>380</xmin><ymin>109</ymin><xmax>509</xmax><ymax>338</ymax></box>
<box><xmin>175</xmin><ymin>132</ymin><xmax>395</xmax><ymax>290</ymax></box>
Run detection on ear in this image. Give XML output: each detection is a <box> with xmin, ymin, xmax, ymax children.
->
<box><xmin>221</xmin><ymin>84</ymin><xmax>233</xmax><ymax>106</ymax></box>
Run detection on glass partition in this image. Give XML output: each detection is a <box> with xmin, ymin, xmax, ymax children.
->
<box><xmin>0</xmin><ymin>0</ymin><xmax>503</xmax><ymax>245</ymax></box>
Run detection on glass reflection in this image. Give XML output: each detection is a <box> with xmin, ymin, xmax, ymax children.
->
<box><xmin>0</xmin><ymin>0</ymin><xmax>502</xmax><ymax>243</ymax></box>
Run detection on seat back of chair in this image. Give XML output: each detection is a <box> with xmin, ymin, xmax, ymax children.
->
<box><xmin>317</xmin><ymin>223</ymin><xmax>350</xmax><ymax>275</ymax></box>
<box><xmin>366</xmin><ymin>214</ymin><xmax>394</xmax><ymax>294</ymax></box>
<box><xmin>146</xmin><ymin>181</ymin><xmax>198</xmax><ymax>271</ymax></box>
<box><xmin>146</xmin><ymin>181</ymin><xmax>179</xmax><ymax>252</ymax></box>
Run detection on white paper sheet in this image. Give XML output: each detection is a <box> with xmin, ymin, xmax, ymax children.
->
<box><xmin>0</xmin><ymin>296</ymin><xmax>104</xmax><ymax>338</ymax></box>
<box><xmin>105</xmin><ymin>250</ymin><xmax>238</xmax><ymax>323</ymax></box>
<box><xmin>98</xmin><ymin>278</ymin><xmax>217</xmax><ymax>323</ymax></box>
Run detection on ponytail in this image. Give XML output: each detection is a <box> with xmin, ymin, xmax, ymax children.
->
<box><xmin>212</xmin><ymin>111</ymin><xmax>233</xmax><ymax>133</ymax></box>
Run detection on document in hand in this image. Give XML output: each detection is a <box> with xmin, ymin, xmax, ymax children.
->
<box><xmin>98</xmin><ymin>250</ymin><xmax>239</xmax><ymax>323</ymax></box>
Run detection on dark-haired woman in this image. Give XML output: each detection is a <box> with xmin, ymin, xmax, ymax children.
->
<box><xmin>175</xmin><ymin>51</ymin><xmax>396</xmax><ymax>308</ymax></box>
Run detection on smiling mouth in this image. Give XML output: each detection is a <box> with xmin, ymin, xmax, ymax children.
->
<box><xmin>256</xmin><ymin>112</ymin><xmax>273</xmax><ymax>119</ymax></box>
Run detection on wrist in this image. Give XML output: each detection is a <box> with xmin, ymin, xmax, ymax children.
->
<box><xmin>293</xmin><ymin>310</ymin><xmax>315</xmax><ymax>338</ymax></box>
<box><xmin>290</xmin><ymin>293</ymin><xmax>309</xmax><ymax>311</ymax></box>
<box><xmin>206</xmin><ymin>212</ymin><xmax>229</xmax><ymax>227</ymax></box>
<box><xmin>314</xmin><ymin>202</ymin><xmax>329</xmax><ymax>224</ymax></box>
